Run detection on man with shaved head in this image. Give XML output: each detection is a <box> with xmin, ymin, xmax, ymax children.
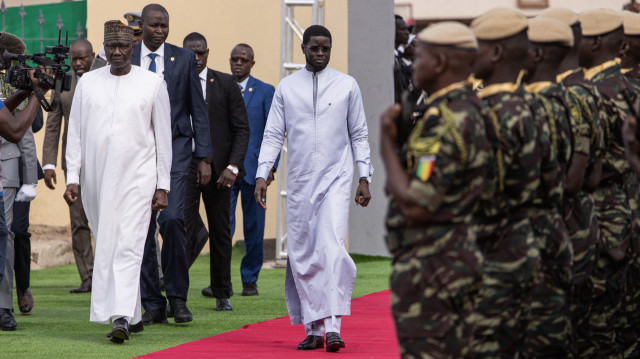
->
<box><xmin>381</xmin><ymin>21</ymin><xmax>493</xmax><ymax>358</ymax></box>
<box><xmin>42</xmin><ymin>38</ymin><xmax>95</xmax><ymax>295</ymax></box>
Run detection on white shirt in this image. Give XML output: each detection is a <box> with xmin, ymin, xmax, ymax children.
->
<box><xmin>199</xmin><ymin>67</ymin><xmax>207</xmax><ymax>99</ymax></box>
<box><xmin>238</xmin><ymin>77</ymin><xmax>249</xmax><ymax>97</ymax></box>
<box><xmin>140</xmin><ymin>42</ymin><xmax>165</xmax><ymax>75</ymax></box>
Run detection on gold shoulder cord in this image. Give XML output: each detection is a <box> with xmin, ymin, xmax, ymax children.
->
<box><xmin>439</xmin><ymin>101</ymin><xmax>468</xmax><ymax>169</ymax></box>
<box><xmin>566</xmin><ymin>87</ymin><xmax>595</xmax><ymax>145</ymax></box>
<box><xmin>536</xmin><ymin>94</ymin><xmax>558</xmax><ymax>156</ymax></box>
<box><xmin>487</xmin><ymin>107</ymin><xmax>505</xmax><ymax>192</ymax></box>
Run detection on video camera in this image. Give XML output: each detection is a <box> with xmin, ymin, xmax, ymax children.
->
<box><xmin>3</xmin><ymin>30</ymin><xmax>72</xmax><ymax>112</ymax></box>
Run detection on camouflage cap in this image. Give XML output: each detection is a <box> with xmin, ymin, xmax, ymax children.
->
<box><xmin>537</xmin><ymin>7</ymin><xmax>579</xmax><ymax>26</ymax></box>
<box><xmin>471</xmin><ymin>7</ymin><xmax>528</xmax><ymax>41</ymax></box>
<box><xmin>622</xmin><ymin>10</ymin><xmax>640</xmax><ymax>36</ymax></box>
<box><xmin>104</xmin><ymin>20</ymin><xmax>134</xmax><ymax>43</ymax></box>
<box><xmin>528</xmin><ymin>17</ymin><xmax>574</xmax><ymax>47</ymax></box>
<box><xmin>417</xmin><ymin>21</ymin><xmax>478</xmax><ymax>49</ymax></box>
<box><xmin>579</xmin><ymin>9</ymin><xmax>623</xmax><ymax>37</ymax></box>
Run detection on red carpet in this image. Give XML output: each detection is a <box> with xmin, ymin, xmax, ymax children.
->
<box><xmin>139</xmin><ymin>290</ymin><xmax>399</xmax><ymax>358</ymax></box>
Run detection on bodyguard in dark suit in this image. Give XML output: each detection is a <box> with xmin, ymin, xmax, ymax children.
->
<box><xmin>228</xmin><ymin>44</ymin><xmax>279</xmax><ymax>297</ymax></box>
<box><xmin>133</xmin><ymin>4</ymin><xmax>213</xmax><ymax>325</ymax></box>
<box><xmin>182</xmin><ymin>33</ymin><xmax>249</xmax><ymax>312</ymax></box>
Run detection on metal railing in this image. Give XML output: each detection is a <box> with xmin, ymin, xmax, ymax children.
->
<box><xmin>276</xmin><ymin>0</ymin><xmax>324</xmax><ymax>260</ymax></box>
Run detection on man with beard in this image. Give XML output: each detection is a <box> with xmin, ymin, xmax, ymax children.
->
<box><xmin>254</xmin><ymin>25</ymin><xmax>372</xmax><ymax>352</ymax></box>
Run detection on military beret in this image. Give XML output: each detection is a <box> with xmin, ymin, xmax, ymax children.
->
<box><xmin>622</xmin><ymin>10</ymin><xmax>640</xmax><ymax>36</ymax></box>
<box><xmin>579</xmin><ymin>9</ymin><xmax>623</xmax><ymax>37</ymax></box>
<box><xmin>471</xmin><ymin>7</ymin><xmax>528</xmax><ymax>41</ymax></box>
<box><xmin>528</xmin><ymin>17</ymin><xmax>574</xmax><ymax>47</ymax></box>
<box><xmin>537</xmin><ymin>7</ymin><xmax>579</xmax><ymax>27</ymax></box>
<box><xmin>417</xmin><ymin>21</ymin><xmax>478</xmax><ymax>49</ymax></box>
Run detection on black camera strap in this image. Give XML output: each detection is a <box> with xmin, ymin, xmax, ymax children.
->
<box><xmin>33</xmin><ymin>86</ymin><xmax>59</xmax><ymax>112</ymax></box>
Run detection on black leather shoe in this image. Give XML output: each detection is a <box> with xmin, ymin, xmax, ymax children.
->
<box><xmin>129</xmin><ymin>321</ymin><xmax>144</xmax><ymax>333</ymax></box>
<box><xmin>70</xmin><ymin>278</ymin><xmax>92</xmax><ymax>293</ymax></box>
<box><xmin>17</xmin><ymin>288</ymin><xmax>34</xmax><ymax>315</ymax></box>
<box><xmin>0</xmin><ymin>308</ymin><xmax>17</xmax><ymax>331</ymax></box>
<box><xmin>166</xmin><ymin>304</ymin><xmax>173</xmax><ymax>318</ymax></box>
<box><xmin>215</xmin><ymin>298</ymin><xmax>233</xmax><ymax>311</ymax></box>
<box><xmin>168</xmin><ymin>298</ymin><xmax>193</xmax><ymax>323</ymax></box>
<box><xmin>202</xmin><ymin>286</ymin><xmax>215</xmax><ymax>298</ymax></box>
<box><xmin>142</xmin><ymin>309</ymin><xmax>168</xmax><ymax>325</ymax></box>
<box><xmin>107</xmin><ymin>318</ymin><xmax>129</xmax><ymax>343</ymax></box>
<box><xmin>242</xmin><ymin>282</ymin><xmax>259</xmax><ymax>296</ymax></box>
<box><xmin>325</xmin><ymin>332</ymin><xmax>345</xmax><ymax>352</ymax></box>
<box><xmin>297</xmin><ymin>335</ymin><xmax>324</xmax><ymax>350</ymax></box>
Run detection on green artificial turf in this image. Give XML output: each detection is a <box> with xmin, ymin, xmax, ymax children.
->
<box><xmin>2</xmin><ymin>245</ymin><xmax>391</xmax><ymax>358</ymax></box>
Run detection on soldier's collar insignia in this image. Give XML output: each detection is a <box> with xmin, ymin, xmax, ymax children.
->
<box><xmin>425</xmin><ymin>79</ymin><xmax>467</xmax><ymax>105</ymax></box>
<box><xmin>584</xmin><ymin>58</ymin><xmax>620</xmax><ymax>80</ymax></box>
<box><xmin>525</xmin><ymin>81</ymin><xmax>554</xmax><ymax>94</ymax></box>
<box><xmin>477</xmin><ymin>82</ymin><xmax>518</xmax><ymax>98</ymax></box>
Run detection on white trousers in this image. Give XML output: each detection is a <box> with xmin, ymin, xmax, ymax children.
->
<box><xmin>304</xmin><ymin>315</ymin><xmax>342</xmax><ymax>335</ymax></box>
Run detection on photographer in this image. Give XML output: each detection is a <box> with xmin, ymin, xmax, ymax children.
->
<box><xmin>0</xmin><ymin>31</ymin><xmax>53</xmax><ymax>331</ymax></box>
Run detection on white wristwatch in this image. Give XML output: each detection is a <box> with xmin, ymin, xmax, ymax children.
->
<box><xmin>227</xmin><ymin>165</ymin><xmax>239</xmax><ymax>176</ymax></box>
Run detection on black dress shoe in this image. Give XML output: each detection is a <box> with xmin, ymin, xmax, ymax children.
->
<box><xmin>297</xmin><ymin>335</ymin><xmax>324</xmax><ymax>350</ymax></box>
<box><xmin>107</xmin><ymin>318</ymin><xmax>129</xmax><ymax>343</ymax></box>
<box><xmin>242</xmin><ymin>282</ymin><xmax>259</xmax><ymax>296</ymax></box>
<box><xmin>166</xmin><ymin>304</ymin><xmax>173</xmax><ymax>318</ymax></box>
<box><xmin>202</xmin><ymin>286</ymin><xmax>215</xmax><ymax>297</ymax></box>
<box><xmin>70</xmin><ymin>279</ymin><xmax>92</xmax><ymax>293</ymax></box>
<box><xmin>129</xmin><ymin>321</ymin><xmax>144</xmax><ymax>333</ymax></box>
<box><xmin>215</xmin><ymin>298</ymin><xmax>233</xmax><ymax>311</ymax></box>
<box><xmin>142</xmin><ymin>309</ymin><xmax>168</xmax><ymax>325</ymax></box>
<box><xmin>168</xmin><ymin>298</ymin><xmax>193</xmax><ymax>323</ymax></box>
<box><xmin>0</xmin><ymin>308</ymin><xmax>17</xmax><ymax>331</ymax></box>
<box><xmin>325</xmin><ymin>332</ymin><xmax>345</xmax><ymax>352</ymax></box>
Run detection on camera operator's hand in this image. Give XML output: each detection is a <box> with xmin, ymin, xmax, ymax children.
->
<box><xmin>29</xmin><ymin>68</ymin><xmax>54</xmax><ymax>94</ymax></box>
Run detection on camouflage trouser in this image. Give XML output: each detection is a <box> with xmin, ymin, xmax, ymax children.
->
<box><xmin>473</xmin><ymin>216</ymin><xmax>540</xmax><ymax>359</ymax></box>
<box><xmin>591</xmin><ymin>183</ymin><xmax>631</xmax><ymax>358</ymax></box>
<box><xmin>562</xmin><ymin>192</ymin><xmax>599</xmax><ymax>357</ymax></box>
<box><xmin>621</xmin><ymin>176</ymin><xmax>640</xmax><ymax>358</ymax></box>
<box><xmin>390</xmin><ymin>244</ymin><xmax>482</xmax><ymax>359</ymax></box>
<box><xmin>526</xmin><ymin>209</ymin><xmax>573</xmax><ymax>358</ymax></box>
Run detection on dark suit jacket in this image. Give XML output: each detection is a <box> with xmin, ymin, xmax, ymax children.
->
<box><xmin>242</xmin><ymin>75</ymin><xmax>279</xmax><ymax>185</ymax></box>
<box><xmin>42</xmin><ymin>72</ymin><xmax>76</xmax><ymax>172</ymax></box>
<box><xmin>206</xmin><ymin>68</ymin><xmax>250</xmax><ymax>179</ymax></box>
<box><xmin>132</xmin><ymin>42</ymin><xmax>212</xmax><ymax>173</ymax></box>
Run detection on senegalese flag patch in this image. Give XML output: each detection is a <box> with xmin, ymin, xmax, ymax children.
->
<box><xmin>416</xmin><ymin>155</ymin><xmax>436</xmax><ymax>181</ymax></box>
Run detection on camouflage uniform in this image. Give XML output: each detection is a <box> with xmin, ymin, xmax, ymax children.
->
<box><xmin>558</xmin><ymin>68</ymin><xmax>606</xmax><ymax>358</ymax></box>
<box><xmin>586</xmin><ymin>59</ymin><xmax>635</xmax><ymax>358</ymax></box>
<box><xmin>523</xmin><ymin>81</ymin><xmax>574</xmax><ymax>358</ymax></box>
<box><xmin>385</xmin><ymin>81</ymin><xmax>491</xmax><ymax>359</ymax></box>
<box><xmin>472</xmin><ymin>82</ymin><xmax>542</xmax><ymax>359</ymax></box>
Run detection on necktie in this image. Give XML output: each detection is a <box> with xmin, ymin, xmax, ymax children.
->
<box><xmin>238</xmin><ymin>83</ymin><xmax>244</xmax><ymax>97</ymax></box>
<box><xmin>148</xmin><ymin>53</ymin><xmax>157</xmax><ymax>73</ymax></box>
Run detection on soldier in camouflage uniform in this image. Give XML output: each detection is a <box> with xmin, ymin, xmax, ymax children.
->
<box><xmin>381</xmin><ymin>22</ymin><xmax>492</xmax><ymax>359</ymax></box>
<box><xmin>468</xmin><ymin>8</ymin><xmax>543</xmax><ymax>358</ymax></box>
<box><xmin>618</xmin><ymin>10</ymin><xmax>640</xmax><ymax>358</ymax></box>
<box><xmin>521</xmin><ymin>17</ymin><xmax>576</xmax><ymax>358</ymax></box>
<box><xmin>540</xmin><ymin>8</ymin><xmax>606</xmax><ymax>357</ymax></box>
<box><xmin>578</xmin><ymin>9</ymin><xmax>636</xmax><ymax>357</ymax></box>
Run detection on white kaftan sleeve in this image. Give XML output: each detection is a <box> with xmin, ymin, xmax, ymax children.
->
<box><xmin>152</xmin><ymin>79</ymin><xmax>172</xmax><ymax>191</ymax></box>
<box><xmin>65</xmin><ymin>79</ymin><xmax>83</xmax><ymax>185</ymax></box>
<box><xmin>256</xmin><ymin>84</ymin><xmax>285</xmax><ymax>180</ymax></box>
<box><xmin>347</xmin><ymin>78</ymin><xmax>373</xmax><ymax>179</ymax></box>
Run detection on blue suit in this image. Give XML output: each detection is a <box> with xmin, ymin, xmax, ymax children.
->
<box><xmin>230</xmin><ymin>75</ymin><xmax>279</xmax><ymax>284</ymax></box>
<box><xmin>132</xmin><ymin>42</ymin><xmax>212</xmax><ymax>309</ymax></box>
